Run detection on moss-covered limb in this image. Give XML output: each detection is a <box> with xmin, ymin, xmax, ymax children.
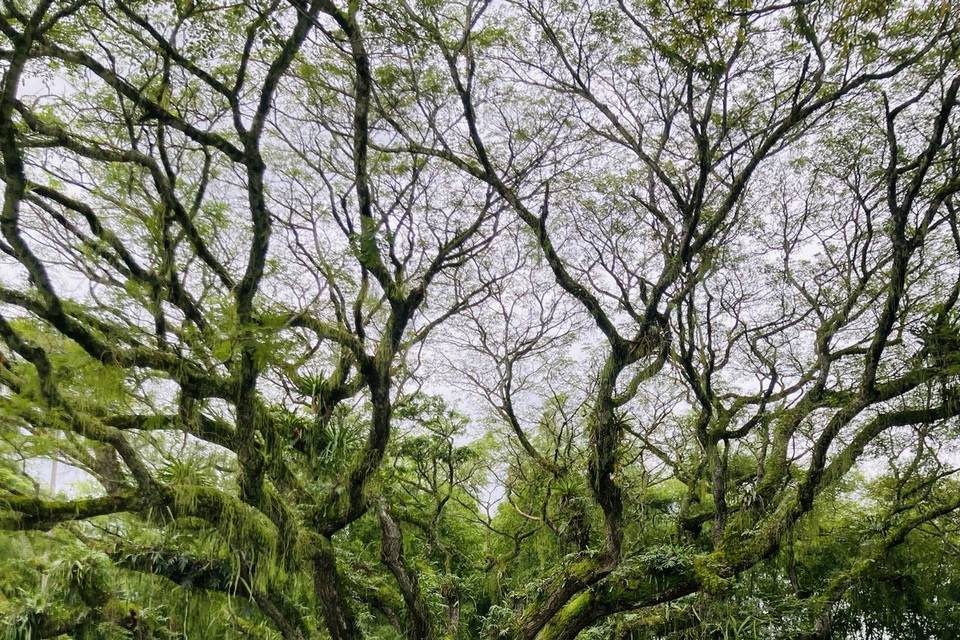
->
<box><xmin>725</xmin><ymin>392</ymin><xmax>960</xmax><ymax>573</ymax></box>
<box><xmin>532</xmin><ymin>555</ymin><xmax>700</xmax><ymax>640</ymax></box>
<box><xmin>114</xmin><ymin>547</ymin><xmax>245</xmax><ymax>594</ymax></box>
<box><xmin>115</xmin><ymin>546</ymin><xmax>314</xmax><ymax>640</ymax></box>
<box><xmin>168</xmin><ymin>485</ymin><xmax>280</xmax><ymax>564</ymax></box>
<box><xmin>16</xmin><ymin>602</ymin><xmax>150</xmax><ymax>640</ymax></box>
<box><xmin>607</xmin><ymin>603</ymin><xmax>701</xmax><ymax>639</ymax></box>
<box><xmin>588</xmin><ymin>352</ymin><xmax>630</xmax><ymax>561</ymax></box>
<box><xmin>758</xmin><ymin>365</ymin><xmax>947</xmax><ymax>507</ymax></box>
<box><xmin>257</xmin><ymin>471</ymin><xmax>314</xmax><ymax>547</ymax></box>
<box><xmin>317</xmin><ymin>372</ymin><xmax>393</xmax><ymax>535</ymax></box>
<box><xmin>161</xmin><ymin>483</ymin><xmax>307</xmax><ymax>590</ymax></box>
<box><xmin>503</xmin><ymin>553</ymin><xmax>613</xmax><ymax>640</ymax></box>
<box><xmin>73</xmin><ymin>591</ymin><xmax>153</xmax><ymax>638</ymax></box>
<box><xmin>235</xmin><ymin>331</ymin><xmax>269</xmax><ymax>508</ymax></box>
<box><xmin>311</xmin><ymin>534</ymin><xmax>363</xmax><ymax>640</ymax></box>
<box><xmin>796</xmin><ymin>491</ymin><xmax>960</xmax><ymax>639</ymax></box>
<box><xmin>104</xmin><ymin>412</ymin><xmax>237</xmax><ymax>451</ymax></box>
<box><xmin>377</xmin><ymin>503</ymin><xmax>437</xmax><ymax>640</ymax></box>
<box><xmin>283</xmin><ymin>311</ymin><xmax>366</xmax><ymax>356</ymax></box>
<box><xmin>0</xmin><ymin>492</ymin><xmax>142</xmax><ymax>530</ymax></box>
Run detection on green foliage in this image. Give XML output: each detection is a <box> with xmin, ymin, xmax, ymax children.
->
<box><xmin>2</xmin><ymin>0</ymin><xmax>960</xmax><ymax>639</ymax></box>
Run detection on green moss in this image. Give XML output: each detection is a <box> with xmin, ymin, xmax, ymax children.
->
<box><xmin>170</xmin><ymin>486</ymin><xmax>279</xmax><ymax>574</ymax></box>
<box><xmin>693</xmin><ymin>552</ymin><xmax>733</xmax><ymax>595</ymax></box>
<box><xmin>536</xmin><ymin>590</ymin><xmax>593</xmax><ymax>640</ymax></box>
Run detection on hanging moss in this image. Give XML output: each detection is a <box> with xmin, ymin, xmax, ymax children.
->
<box><xmin>170</xmin><ymin>486</ymin><xmax>280</xmax><ymax>579</ymax></box>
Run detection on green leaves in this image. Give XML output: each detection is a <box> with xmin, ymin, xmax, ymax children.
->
<box><xmin>1</xmin><ymin>0</ymin><xmax>959</xmax><ymax>638</ymax></box>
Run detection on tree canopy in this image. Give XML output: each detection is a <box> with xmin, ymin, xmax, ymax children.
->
<box><xmin>1</xmin><ymin>0</ymin><xmax>960</xmax><ymax>638</ymax></box>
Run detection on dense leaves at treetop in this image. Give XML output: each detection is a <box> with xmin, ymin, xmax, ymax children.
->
<box><xmin>2</xmin><ymin>0</ymin><xmax>960</xmax><ymax>638</ymax></box>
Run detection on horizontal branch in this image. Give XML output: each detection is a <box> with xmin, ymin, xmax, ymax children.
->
<box><xmin>1</xmin><ymin>492</ymin><xmax>142</xmax><ymax>530</ymax></box>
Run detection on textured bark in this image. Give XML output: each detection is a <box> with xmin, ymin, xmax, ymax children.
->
<box><xmin>378</xmin><ymin>504</ymin><xmax>437</xmax><ymax>640</ymax></box>
<box><xmin>313</xmin><ymin>539</ymin><xmax>362</xmax><ymax>640</ymax></box>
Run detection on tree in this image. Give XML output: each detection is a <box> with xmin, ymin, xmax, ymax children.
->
<box><xmin>0</xmin><ymin>0</ymin><xmax>498</xmax><ymax>637</ymax></box>
<box><xmin>2</xmin><ymin>0</ymin><xmax>960</xmax><ymax>639</ymax></box>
